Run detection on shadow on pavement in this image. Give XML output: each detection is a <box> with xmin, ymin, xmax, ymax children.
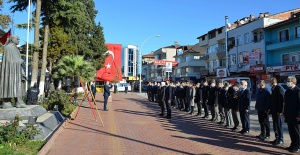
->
<box><xmin>122</xmin><ymin>97</ymin><xmax>292</xmax><ymax>155</ymax></box>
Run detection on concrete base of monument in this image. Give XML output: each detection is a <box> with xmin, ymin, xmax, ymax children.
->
<box><xmin>0</xmin><ymin>105</ymin><xmax>65</xmax><ymax>140</ymax></box>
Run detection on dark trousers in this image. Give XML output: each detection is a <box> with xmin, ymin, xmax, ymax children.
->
<box><xmin>202</xmin><ymin>102</ymin><xmax>209</xmax><ymax>117</ymax></box>
<box><xmin>240</xmin><ymin>111</ymin><xmax>250</xmax><ymax>131</ymax></box>
<box><xmin>165</xmin><ymin>100</ymin><xmax>172</xmax><ymax>118</ymax></box>
<box><xmin>210</xmin><ymin>105</ymin><xmax>216</xmax><ymax>119</ymax></box>
<box><xmin>185</xmin><ymin>98</ymin><xmax>190</xmax><ymax>111</ymax></box>
<box><xmin>160</xmin><ymin>101</ymin><xmax>166</xmax><ymax>115</ymax></box>
<box><xmin>287</xmin><ymin>122</ymin><xmax>300</xmax><ymax>149</ymax></box>
<box><xmin>196</xmin><ymin>101</ymin><xmax>202</xmax><ymax>115</ymax></box>
<box><xmin>272</xmin><ymin>114</ymin><xmax>284</xmax><ymax>140</ymax></box>
<box><xmin>125</xmin><ymin>88</ymin><xmax>128</xmax><ymax>93</ymax></box>
<box><xmin>103</xmin><ymin>95</ymin><xmax>109</xmax><ymax>110</ymax></box>
<box><xmin>147</xmin><ymin>93</ymin><xmax>151</xmax><ymax>100</ymax></box>
<box><xmin>151</xmin><ymin>93</ymin><xmax>155</xmax><ymax>101</ymax></box>
<box><xmin>258</xmin><ymin>111</ymin><xmax>270</xmax><ymax>136</ymax></box>
<box><xmin>180</xmin><ymin>97</ymin><xmax>185</xmax><ymax>110</ymax></box>
<box><xmin>231</xmin><ymin>109</ymin><xmax>240</xmax><ymax>127</ymax></box>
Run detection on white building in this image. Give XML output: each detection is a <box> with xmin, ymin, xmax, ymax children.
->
<box><xmin>122</xmin><ymin>44</ymin><xmax>139</xmax><ymax>80</ymax></box>
<box><xmin>174</xmin><ymin>44</ymin><xmax>206</xmax><ymax>81</ymax></box>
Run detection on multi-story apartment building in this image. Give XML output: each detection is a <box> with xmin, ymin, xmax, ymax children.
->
<box><xmin>197</xmin><ymin>26</ymin><xmax>231</xmax><ymax>78</ymax></box>
<box><xmin>265</xmin><ymin>11</ymin><xmax>300</xmax><ymax>82</ymax></box>
<box><xmin>142</xmin><ymin>52</ymin><xmax>154</xmax><ymax>81</ymax></box>
<box><xmin>174</xmin><ymin>43</ymin><xmax>206</xmax><ymax>81</ymax></box>
<box><xmin>148</xmin><ymin>45</ymin><xmax>177</xmax><ymax>81</ymax></box>
<box><xmin>122</xmin><ymin>44</ymin><xmax>139</xmax><ymax>81</ymax></box>
<box><xmin>227</xmin><ymin>9</ymin><xmax>299</xmax><ymax>90</ymax></box>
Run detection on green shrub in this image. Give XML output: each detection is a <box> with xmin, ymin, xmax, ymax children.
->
<box><xmin>0</xmin><ymin>115</ymin><xmax>41</xmax><ymax>146</ymax></box>
<box><xmin>39</xmin><ymin>91</ymin><xmax>78</xmax><ymax>117</ymax></box>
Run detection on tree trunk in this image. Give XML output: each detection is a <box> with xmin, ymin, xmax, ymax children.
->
<box><xmin>39</xmin><ymin>23</ymin><xmax>49</xmax><ymax>96</ymax></box>
<box><xmin>31</xmin><ymin>0</ymin><xmax>41</xmax><ymax>87</ymax></box>
<box><xmin>49</xmin><ymin>61</ymin><xmax>53</xmax><ymax>74</ymax></box>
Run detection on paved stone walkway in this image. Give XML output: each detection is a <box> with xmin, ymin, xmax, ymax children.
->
<box><xmin>45</xmin><ymin>92</ymin><xmax>295</xmax><ymax>155</ymax></box>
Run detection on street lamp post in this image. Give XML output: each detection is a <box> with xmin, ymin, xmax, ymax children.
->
<box><xmin>139</xmin><ymin>34</ymin><xmax>160</xmax><ymax>93</ymax></box>
<box><xmin>225</xmin><ymin>16</ymin><xmax>229</xmax><ymax>76</ymax></box>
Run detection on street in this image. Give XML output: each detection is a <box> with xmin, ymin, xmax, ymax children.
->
<box><xmin>44</xmin><ymin>92</ymin><xmax>293</xmax><ymax>155</ymax></box>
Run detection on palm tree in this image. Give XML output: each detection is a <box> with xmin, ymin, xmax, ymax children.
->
<box><xmin>52</xmin><ymin>55</ymin><xmax>95</xmax><ymax>87</ymax></box>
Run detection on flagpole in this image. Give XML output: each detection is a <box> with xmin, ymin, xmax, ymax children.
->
<box><xmin>25</xmin><ymin>0</ymin><xmax>31</xmax><ymax>90</ymax></box>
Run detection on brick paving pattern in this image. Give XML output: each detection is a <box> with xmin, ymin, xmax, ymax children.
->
<box><xmin>45</xmin><ymin>92</ymin><xmax>295</xmax><ymax>155</ymax></box>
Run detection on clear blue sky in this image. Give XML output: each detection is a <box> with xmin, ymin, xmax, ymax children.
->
<box><xmin>2</xmin><ymin>0</ymin><xmax>300</xmax><ymax>55</ymax></box>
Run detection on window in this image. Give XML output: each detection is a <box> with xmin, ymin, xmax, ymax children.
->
<box><xmin>202</xmin><ymin>36</ymin><xmax>205</xmax><ymax>41</ymax></box>
<box><xmin>219</xmin><ymin>59</ymin><xmax>226</xmax><ymax>67</ymax></box>
<box><xmin>210</xmin><ymin>61</ymin><xmax>214</xmax><ymax>68</ymax></box>
<box><xmin>244</xmin><ymin>33</ymin><xmax>250</xmax><ymax>44</ymax></box>
<box><xmin>193</xmin><ymin>67</ymin><xmax>201</xmax><ymax>72</ymax></box>
<box><xmin>236</xmin><ymin>35</ymin><xmax>242</xmax><ymax>45</ymax></box>
<box><xmin>296</xmin><ymin>26</ymin><xmax>300</xmax><ymax>38</ymax></box>
<box><xmin>209</xmin><ymin>32</ymin><xmax>216</xmax><ymax>39</ymax></box>
<box><xmin>208</xmin><ymin>44</ymin><xmax>218</xmax><ymax>53</ymax></box>
<box><xmin>253</xmin><ymin>32</ymin><xmax>258</xmax><ymax>42</ymax></box>
<box><xmin>279</xmin><ymin>29</ymin><xmax>289</xmax><ymax>42</ymax></box>
<box><xmin>177</xmin><ymin>69</ymin><xmax>180</xmax><ymax>74</ymax></box>
<box><xmin>229</xmin><ymin>54</ymin><xmax>237</xmax><ymax>65</ymax></box>
<box><xmin>218</xmin><ymin>29</ymin><xmax>222</xmax><ymax>34</ymax></box>
<box><xmin>213</xmin><ymin>60</ymin><xmax>218</xmax><ymax>68</ymax></box>
<box><xmin>194</xmin><ymin>56</ymin><xmax>200</xmax><ymax>59</ymax></box>
<box><xmin>259</xmin><ymin>32</ymin><xmax>264</xmax><ymax>40</ymax></box>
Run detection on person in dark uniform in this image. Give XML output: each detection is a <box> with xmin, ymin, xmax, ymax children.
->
<box><xmin>217</xmin><ymin>81</ymin><xmax>225</xmax><ymax>124</ymax></box>
<box><xmin>179</xmin><ymin>82</ymin><xmax>185</xmax><ymax>111</ymax></box>
<box><xmin>164</xmin><ymin>80</ymin><xmax>173</xmax><ymax>119</ymax></box>
<box><xmin>184</xmin><ymin>81</ymin><xmax>191</xmax><ymax>112</ymax></box>
<box><xmin>147</xmin><ymin>83</ymin><xmax>152</xmax><ymax>101</ymax></box>
<box><xmin>284</xmin><ymin>76</ymin><xmax>300</xmax><ymax>153</ymax></box>
<box><xmin>238</xmin><ymin>80</ymin><xmax>251</xmax><ymax>134</ymax></box>
<box><xmin>153</xmin><ymin>82</ymin><xmax>158</xmax><ymax>102</ymax></box>
<box><xmin>26</xmin><ymin>82</ymin><xmax>40</xmax><ymax>105</ymax></box>
<box><xmin>195</xmin><ymin>82</ymin><xmax>203</xmax><ymax>116</ymax></box>
<box><xmin>208</xmin><ymin>79</ymin><xmax>218</xmax><ymax>122</ymax></box>
<box><xmin>157</xmin><ymin>82</ymin><xmax>166</xmax><ymax>116</ymax></box>
<box><xmin>223</xmin><ymin>82</ymin><xmax>233</xmax><ymax>128</ymax></box>
<box><xmin>230</xmin><ymin>83</ymin><xmax>240</xmax><ymax>131</ymax></box>
<box><xmin>44</xmin><ymin>77</ymin><xmax>51</xmax><ymax>98</ymax></box>
<box><xmin>270</xmin><ymin>77</ymin><xmax>285</xmax><ymax>146</ymax></box>
<box><xmin>175</xmin><ymin>82</ymin><xmax>181</xmax><ymax>109</ymax></box>
<box><xmin>201</xmin><ymin>81</ymin><xmax>210</xmax><ymax>119</ymax></box>
<box><xmin>113</xmin><ymin>83</ymin><xmax>117</xmax><ymax>93</ymax></box>
<box><xmin>151</xmin><ymin>82</ymin><xmax>156</xmax><ymax>102</ymax></box>
<box><xmin>103</xmin><ymin>81</ymin><xmax>110</xmax><ymax>111</ymax></box>
<box><xmin>255</xmin><ymin>80</ymin><xmax>271</xmax><ymax>140</ymax></box>
<box><xmin>125</xmin><ymin>83</ymin><xmax>128</xmax><ymax>93</ymax></box>
<box><xmin>91</xmin><ymin>81</ymin><xmax>97</xmax><ymax>99</ymax></box>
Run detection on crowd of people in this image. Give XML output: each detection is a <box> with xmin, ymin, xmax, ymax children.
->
<box><xmin>146</xmin><ymin>76</ymin><xmax>300</xmax><ymax>153</ymax></box>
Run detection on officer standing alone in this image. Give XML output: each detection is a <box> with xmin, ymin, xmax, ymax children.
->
<box><xmin>27</xmin><ymin>83</ymin><xmax>40</xmax><ymax>105</ymax></box>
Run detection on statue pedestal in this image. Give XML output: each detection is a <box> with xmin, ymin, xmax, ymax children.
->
<box><xmin>0</xmin><ymin>105</ymin><xmax>64</xmax><ymax>140</ymax></box>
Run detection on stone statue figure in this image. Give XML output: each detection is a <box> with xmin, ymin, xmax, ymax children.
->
<box><xmin>0</xmin><ymin>35</ymin><xmax>27</xmax><ymax>109</ymax></box>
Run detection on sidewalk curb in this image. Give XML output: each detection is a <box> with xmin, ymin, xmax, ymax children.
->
<box><xmin>38</xmin><ymin>106</ymin><xmax>79</xmax><ymax>155</ymax></box>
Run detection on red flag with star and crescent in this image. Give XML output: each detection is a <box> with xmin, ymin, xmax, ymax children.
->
<box><xmin>96</xmin><ymin>43</ymin><xmax>122</xmax><ymax>82</ymax></box>
<box><xmin>0</xmin><ymin>29</ymin><xmax>11</xmax><ymax>45</ymax></box>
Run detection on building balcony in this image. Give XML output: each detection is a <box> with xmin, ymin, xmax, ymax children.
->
<box><xmin>177</xmin><ymin>61</ymin><xmax>206</xmax><ymax>68</ymax></box>
<box><xmin>216</xmin><ymin>51</ymin><xmax>226</xmax><ymax>58</ymax></box>
<box><xmin>267</xmin><ymin>61</ymin><xmax>300</xmax><ymax>67</ymax></box>
<box><xmin>266</xmin><ymin>35</ymin><xmax>300</xmax><ymax>51</ymax></box>
<box><xmin>200</xmin><ymin>55</ymin><xmax>209</xmax><ymax>60</ymax></box>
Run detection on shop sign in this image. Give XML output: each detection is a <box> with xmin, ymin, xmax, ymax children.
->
<box><xmin>267</xmin><ymin>64</ymin><xmax>300</xmax><ymax>73</ymax></box>
<box><xmin>153</xmin><ymin>60</ymin><xmax>178</xmax><ymax>66</ymax></box>
<box><xmin>250</xmin><ymin>65</ymin><xmax>265</xmax><ymax>73</ymax></box>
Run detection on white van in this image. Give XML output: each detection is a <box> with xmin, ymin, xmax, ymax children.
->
<box><xmin>220</xmin><ymin>77</ymin><xmax>252</xmax><ymax>90</ymax></box>
<box><xmin>116</xmin><ymin>83</ymin><xmax>132</xmax><ymax>92</ymax></box>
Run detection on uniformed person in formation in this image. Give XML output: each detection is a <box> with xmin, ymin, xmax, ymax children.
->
<box><xmin>26</xmin><ymin>83</ymin><xmax>40</xmax><ymax>105</ymax></box>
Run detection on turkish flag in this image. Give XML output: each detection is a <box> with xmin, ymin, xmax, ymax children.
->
<box><xmin>96</xmin><ymin>43</ymin><xmax>122</xmax><ymax>82</ymax></box>
<box><xmin>0</xmin><ymin>29</ymin><xmax>11</xmax><ymax>45</ymax></box>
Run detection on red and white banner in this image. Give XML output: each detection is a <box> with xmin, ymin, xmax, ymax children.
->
<box><xmin>153</xmin><ymin>59</ymin><xmax>178</xmax><ymax>66</ymax></box>
<box><xmin>96</xmin><ymin>43</ymin><xmax>122</xmax><ymax>82</ymax></box>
